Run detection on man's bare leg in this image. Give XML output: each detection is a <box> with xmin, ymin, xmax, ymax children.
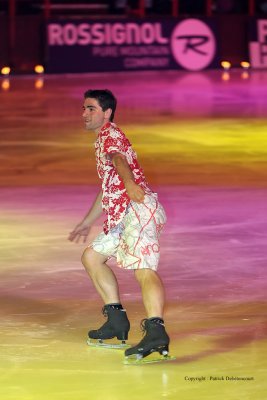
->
<box><xmin>134</xmin><ymin>269</ymin><xmax>165</xmax><ymax>318</ymax></box>
<box><xmin>82</xmin><ymin>247</ymin><xmax>130</xmax><ymax>342</ymax></box>
<box><xmin>125</xmin><ymin>268</ymin><xmax>169</xmax><ymax>359</ymax></box>
<box><xmin>81</xmin><ymin>247</ymin><xmax>120</xmax><ymax>304</ymax></box>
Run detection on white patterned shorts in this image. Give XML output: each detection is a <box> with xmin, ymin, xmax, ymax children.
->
<box><xmin>90</xmin><ymin>193</ymin><xmax>166</xmax><ymax>271</ymax></box>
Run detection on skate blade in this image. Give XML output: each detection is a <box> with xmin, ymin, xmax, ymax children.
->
<box><xmin>124</xmin><ymin>355</ymin><xmax>176</xmax><ymax>365</ymax></box>
<box><xmin>87</xmin><ymin>338</ymin><xmax>130</xmax><ymax>350</ymax></box>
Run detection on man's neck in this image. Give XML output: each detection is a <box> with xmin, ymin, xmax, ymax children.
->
<box><xmin>95</xmin><ymin>121</ymin><xmax>112</xmax><ymax>135</ymax></box>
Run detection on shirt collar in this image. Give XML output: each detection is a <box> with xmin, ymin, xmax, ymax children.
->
<box><xmin>99</xmin><ymin>121</ymin><xmax>115</xmax><ymax>135</ymax></box>
<box><xmin>95</xmin><ymin>122</ymin><xmax>116</xmax><ymax>145</ymax></box>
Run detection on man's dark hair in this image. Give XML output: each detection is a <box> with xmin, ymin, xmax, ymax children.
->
<box><xmin>84</xmin><ymin>89</ymin><xmax>117</xmax><ymax>122</ymax></box>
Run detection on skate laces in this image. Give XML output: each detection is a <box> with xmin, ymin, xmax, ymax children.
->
<box><xmin>102</xmin><ymin>307</ymin><xmax>108</xmax><ymax>318</ymax></box>
<box><xmin>140</xmin><ymin>318</ymin><xmax>165</xmax><ymax>334</ymax></box>
<box><xmin>140</xmin><ymin>319</ymin><xmax>148</xmax><ymax>334</ymax></box>
<box><xmin>102</xmin><ymin>304</ymin><xmax>124</xmax><ymax>317</ymax></box>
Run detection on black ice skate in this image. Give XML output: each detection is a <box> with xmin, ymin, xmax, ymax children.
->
<box><xmin>124</xmin><ymin>318</ymin><xmax>176</xmax><ymax>364</ymax></box>
<box><xmin>87</xmin><ymin>304</ymin><xmax>130</xmax><ymax>349</ymax></box>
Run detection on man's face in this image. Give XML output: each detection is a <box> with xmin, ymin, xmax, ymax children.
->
<box><xmin>82</xmin><ymin>97</ymin><xmax>111</xmax><ymax>133</ymax></box>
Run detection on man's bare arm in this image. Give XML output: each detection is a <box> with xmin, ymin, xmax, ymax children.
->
<box><xmin>81</xmin><ymin>190</ymin><xmax>103</xmax><ymax>225</ymax></box>
<box><xmin>111</xmin><ymin>153</ymin><xmax>145</xmax><ymax>203</ymax></box>
<box><xmin>68</xmin><ymin>190</ymin><xmax>103</xmax><ymax>243</ymax></box>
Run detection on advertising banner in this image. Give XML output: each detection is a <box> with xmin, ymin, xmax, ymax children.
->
<box><xmin>46</xmin><ymin>18</ymin><xmax>219</xmax><ymax>73</ymax></box>
<box><xmin>249</xmin><ymin>19</ymin><xmax>267</xmax><ymax>69</ymax></box>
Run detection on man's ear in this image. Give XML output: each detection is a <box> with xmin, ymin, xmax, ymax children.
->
<box><xmin>104</xmin><ymin>108</ymin><xmax>112</xmax><ymax>120</ymax></box>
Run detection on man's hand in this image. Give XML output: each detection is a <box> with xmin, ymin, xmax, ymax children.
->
<box><xmin>125</xmin><ymin>180</ymin><xmax>145</xmax><ymax>203</ymax></box>
<box><xmin>68</xmin><ymin>221</ymin><xmax>91</xmax><ymax>243</ymax></box>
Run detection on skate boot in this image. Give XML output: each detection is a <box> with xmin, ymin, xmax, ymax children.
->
<box><xmin>124</xmin><ymin>318</ymin><xmax>175</xmax><ymax>364</ymax></box>
<box><xmin>87</xmin><ymin>303</ymin><xmax>130</xmax><ymax>349</ymax></box>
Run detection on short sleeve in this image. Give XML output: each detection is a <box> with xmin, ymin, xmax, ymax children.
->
<box><xmin>103</xmin><ymin>129</ymin><xmax>129</xmax><ymax>156</ymax></box>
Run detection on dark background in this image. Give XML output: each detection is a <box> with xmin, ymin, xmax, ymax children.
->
<box><xmin>1</xmin><ymin>0</ymin><xmax>267</xmax><ymax>72</ymax></box>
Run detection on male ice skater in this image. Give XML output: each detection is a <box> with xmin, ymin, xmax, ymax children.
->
<box><xmin>69</xmin><ymin>89</ymin><xmax>170</xmax><ymax>361</ymax></box>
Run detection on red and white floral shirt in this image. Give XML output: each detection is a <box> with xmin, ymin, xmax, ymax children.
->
<box><xmin>95</xmin><ymin>122</ymin><xmax>150</xmax><ymax>234</ymax></box>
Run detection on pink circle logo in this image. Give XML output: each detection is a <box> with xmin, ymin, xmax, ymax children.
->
<box><xmin>171</xmin><ymin>19</ymin><xmax>216</xmax><ymax>71</ymax></box>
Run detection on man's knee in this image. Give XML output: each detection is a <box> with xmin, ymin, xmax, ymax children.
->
<box><xmin>81</xmin><ymin>247</ymin><xmax>93</xmax><ymax>268</ymax></box>
<box><xmin>81</xmin><ymin>247</ymin><xmax>108</xmax><ymax>272</ymax></box>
